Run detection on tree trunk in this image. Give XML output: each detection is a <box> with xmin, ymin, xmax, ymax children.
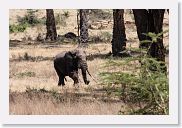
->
<box><xmin>148</xmin><ymin>9</ymin><xmax>165</xmax><ymax>62</ymax></box>
<box><xmin>133</xmin><ymin>9</ymin><xmax>165</xmax><ymax>62</ymax></box>
<box><xmin>133</xmin><ymin>9</ymin><xmax>154</xmax><ymax>48</ymax></box>
<box><xmin>111</xmin><ymin>9</ymin><xmax>126</xmax><ymax>56</ymax></box>
<box><xmin>46</xmin><ymin>9</ymin><xmax>57</xmax><ymax>41</ymax></box>
<box><xmin>79</xmin><ymin>9</ymin><xmax>89</xmax><ymax>46</ymax></box>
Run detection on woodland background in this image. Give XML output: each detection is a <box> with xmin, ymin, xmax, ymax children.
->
<box><xmin>9</xmin><ymin>9</ymin><xmax>169</xmax><ymax>115</ymax></box>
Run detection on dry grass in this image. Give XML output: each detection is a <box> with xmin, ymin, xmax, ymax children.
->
<box><xmin>9</xmin><ymin>44</ymin><xmax>110</xmax><ymax>91</ymax></box>
<box><xmin>10</xmin><ymin>90</ymin><xmax>124</xmax><ymax>115</ymax></box>
<box><xmin>9</xmin><ymin>9</ymin><xmax>169</xmax><ymax>115</ymax></box>
<box><xmin>9</xmin><ymin>43</ymin><xmax>124</xmax><ymax>115</ymax></box>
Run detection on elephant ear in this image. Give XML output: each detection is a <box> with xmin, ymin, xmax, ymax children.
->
<box><xmin>66</xmin><ymin>51</ymin><xmax>76</xmax><ymax>59</ymax></box>
<box><xmin>65</xmin><ymin>51</ymin><xmax>75</xmax><ymax>59</ymax></box>
<box><xmin>64</xmin><ymin>51</ymin><xmax>77</xmax><ymax>73</ymax></box>
<box><xmin>70</xmin><ymin>49</ymin><xmax>82</xmax><ymax>60</ymax></box>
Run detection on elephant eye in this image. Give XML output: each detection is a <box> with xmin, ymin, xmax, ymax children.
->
<box><xmin>77</xmin><ymin>55</ymin><xmax>82</xmax><ymax>59</ymax></box>
<box><xmin>78</xmin><ymin>57</ymin><xmax>82</xmax><ymax>61</ymax></box>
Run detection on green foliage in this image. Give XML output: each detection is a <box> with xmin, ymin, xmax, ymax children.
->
<box><xmin>100</xmin><ymin>55</ymin><xmax>168</xmax><ymax>115</ymax></box>
<box><xmin>142</xmin><ymin>30</ymin><xmax>168</xmax><ymax>43</ymax></box>
<box><xmin>10</xmin><ymin>9</ymin><xmax>45</xmax><ymax>33</ymax></box>
<box><xmin>17</xmin><ymin>9</ymin><xmax>45</xmax><ymax>26</ymax></box>
<box><xmin>9</xmin><ymin>23</ymin><xmax>29</xmax><ymax>33</ymax></box>
<box><xmin>100</xmin><ymin>72</ymin><xmax>138</xmax><ymax>86</ymax></box>
<box><xmin>140</xmin><ymin>30</ymin><xmax>169</xmax><ymax>47</ymax></box>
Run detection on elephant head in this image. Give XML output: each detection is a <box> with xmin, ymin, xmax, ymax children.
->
<box><xmin>68</xmin><ymin>49</ymin><xmax>90</xmax><ymax>85</ymax></box>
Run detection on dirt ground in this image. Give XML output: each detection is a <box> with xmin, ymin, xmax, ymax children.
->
<box><xmin>9</xmin><ymin>9</ymin><xmax>169</xmax><ymax>115</ymax></box>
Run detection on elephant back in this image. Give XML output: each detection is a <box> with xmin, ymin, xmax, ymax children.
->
<box><xmin>55</xmin><ymin>51</ymin><xmax>67</xmax><ymax>60</ymax></box>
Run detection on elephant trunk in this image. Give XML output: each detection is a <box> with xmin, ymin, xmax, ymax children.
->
<box><xmin>80</xmin><ymin>60</ymin><xmax>90</xmax><ymax>85</ymax></box>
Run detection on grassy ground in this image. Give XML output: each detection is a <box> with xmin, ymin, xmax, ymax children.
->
<box><xmin>9</xmin><ymin>43</ymin><xmax>126</xmax><ymax>115</ymax></box>
<box><xmin>9</xmin><ymin>9</ymin><xmax>169</xmax><ymax>115</ymax></box>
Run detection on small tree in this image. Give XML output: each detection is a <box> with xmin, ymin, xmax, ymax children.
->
<box><xmin>46</xmin><ymin>9</ymin><xmax>57</xmax><ymax>41</ymax></box>
<box><xmin>111</xmin><ymin>9</ymin><xmax>126</xmax><ymax>56</ymax></box>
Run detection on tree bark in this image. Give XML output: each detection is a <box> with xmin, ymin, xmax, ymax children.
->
<box><xmin>133</xmin><ymin>9</ymin><xmax>165</xmax><ymax>62</ymax></box>
<box><xmin>111</xmin><ymin>9</ymin><xmax>126</xmax><ymax>56</ymax></box>
<box><xmin>148</xmin><ymin>9</ymin><xmax>165</xmax><ymax>62</ymax></box>
<box><xmin>133</xmin><ymin>9</ymin><xmax>154</xmax><ymax>48</ymax></box>
<box><xmin>46</xmin><ymin>9</ymin><xmax>57</xmax><ymax>41</ymax></box>
<box><xmin>79</xmin><ymin>9</ymin><xmax>89</xmax><ymax>46</ymax></box>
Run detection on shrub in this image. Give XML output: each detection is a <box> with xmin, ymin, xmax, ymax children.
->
<box><xmin>10</xmin><ymin>10</ymin><xmax>45</xmax><ymax>33</ymax></box>
<box><xmin>100</xmin><ymin>56</ymin><xmax>168</xmax><ymax>115</ymax></box>
<box><xmin>17</xmin><ymin>9</ymin><xmax>45</xmax><ymax>26</ymax></box>
<box><xmin>9</xmin><ymin>23</ymin><xmax>29</xmax><ymax>33</ymax></box>
<box><xmin>99</xmin><ymin>31</ymin><xmax>169</xmax><ymax>114</ymax></box>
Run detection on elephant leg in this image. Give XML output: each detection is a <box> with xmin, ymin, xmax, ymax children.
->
<box><xmin>54</xmin><ymin>62</ymin><xmax>65</xmax><ymax>86</ymax></box>
<box><xmin>59</xmin><ymin>74</ymin><xmax>65</xmax><ymax>86</ymax></box>
<box><xmin>69</xmin><ymin>71</ymin><xmax>79</xmax><ymax>85</ymax></box>
<box><xmin>57</xmin><ymin>72</ymin><xmax>65</xmax><ymax>86</ymax></box>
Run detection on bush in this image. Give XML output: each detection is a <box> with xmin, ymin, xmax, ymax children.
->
<box><xmin>100</xmin><ymin>30</ymin><xmax>169</xmax><ymax>115</ymax></box>
<box><xmin>10</xmin><ymin>10</ymin><xmax>45</xmax><ymax>33</ymax></box>
<box><xmin>100</xmin><ymin>56</ymin><xmax>168</xmax><ymax>115</ymax></box>
<box><xmin>9</xmin><ymin>23</ymin><xmax>29</xmax><ymax>33</ymax></box>
<box><xmin>17</xmin><ymin>9</ymin><xmax>45</xmax><ymax>26</ymax></box>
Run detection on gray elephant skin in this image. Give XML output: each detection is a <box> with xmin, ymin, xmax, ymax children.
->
<box><xmin>54</xmin><ymin>49</ymin><xmax>90</xmax><ymax>86</ymax></box>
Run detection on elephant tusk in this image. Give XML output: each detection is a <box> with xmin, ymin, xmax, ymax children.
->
<box><xmin>86</xmin><ymin>69</ymin><xmax>97</xmax><ymax>83</ymax></box>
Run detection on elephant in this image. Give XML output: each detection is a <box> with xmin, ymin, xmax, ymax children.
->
<box><xmin>54</xmin><ymin>49</ymin><xmax>90</xmax><ymax>86</ymax></box>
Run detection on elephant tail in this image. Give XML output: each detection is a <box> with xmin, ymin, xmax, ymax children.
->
<box><xmin>86</xmin><ymin>69</ymin><xmax>97</xmax><ymax>83</ymax></box>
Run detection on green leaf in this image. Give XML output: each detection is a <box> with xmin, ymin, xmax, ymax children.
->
<box><xmin>140</xmin><ymin>40</ymin><xmax>153</xmax><ymax>44</ymax></box>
